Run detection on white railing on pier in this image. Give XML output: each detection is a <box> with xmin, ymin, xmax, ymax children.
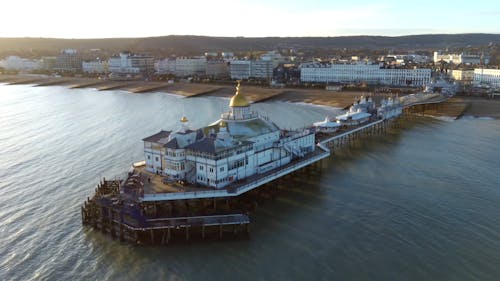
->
<box><xmin>319</xmin><ymin>119</ymin><xmax>384</xmax><ymax>145</ymax></box>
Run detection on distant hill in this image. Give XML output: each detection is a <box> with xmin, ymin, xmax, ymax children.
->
<box><xmin>1</xmin><ymin>34</ymin><xmax>499</xmax><ymax>57</ymax></box>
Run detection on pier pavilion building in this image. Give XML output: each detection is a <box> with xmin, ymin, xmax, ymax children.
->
<box><xmin>143</xmin><ymin>82</ymin><xmax>315</xmax><ymax>189</ymax></box>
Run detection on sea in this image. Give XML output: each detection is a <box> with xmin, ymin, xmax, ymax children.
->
<box><xmin>0</xmin><ymin>84</ymin><xmax>499</xmax><ymax>281</ymax></box>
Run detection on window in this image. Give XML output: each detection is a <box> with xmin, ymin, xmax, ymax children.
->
<box><xmin>199</xmin><ymin>165</ymin><xmax>204</xmax><ymax>171</ymax></box>
<box><xmin>209</xmin><ymin>167</ymin><xmax>214</xmax><ymax>173</ymax></box>
<box><xmin>220</xmin><ymin>167</ymin><xmax>224</xmax><ymax>172</ymax></box>
<box><xmin>155</xmin><ymin>156</ymin><xmax>159</xmax><ymax>161</ymax></box>
<box><xmin>147</xmin><ymin>155</ymin><xmax>150</xmax><ymax>159</ymax></box>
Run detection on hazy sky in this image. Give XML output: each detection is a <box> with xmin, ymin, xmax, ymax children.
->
<box><xmin>1</xmin><ymin>0</ymin><xmax>498</xmax><ymax>38</ymax></box>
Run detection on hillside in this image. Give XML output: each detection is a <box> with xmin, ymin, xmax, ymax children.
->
<box><xmin>1</xmin><ymin>34</ymin><xmax>499</xmax><ymax>58</ymax></box>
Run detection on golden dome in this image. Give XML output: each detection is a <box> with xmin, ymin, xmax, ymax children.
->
<box><xmin>229</xmin><ymin>81</ymin><xmax>250</xmax><ymax>107</ymax></box>
<box><xmin>180</xmin><ymin>116</ymin><xmax>188</xmax><ymax>123</ymax></box>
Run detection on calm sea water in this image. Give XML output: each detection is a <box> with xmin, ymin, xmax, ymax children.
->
<box><xmin>0</xmin><ymin>84</ymin><xmax>499</xmax><ymax>281</ymax></box>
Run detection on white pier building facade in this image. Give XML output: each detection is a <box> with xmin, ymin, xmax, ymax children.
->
<box><xmin>143</xmin><ymin>83</ymin><xmax>315</xmax><ymax>189</ymax></box>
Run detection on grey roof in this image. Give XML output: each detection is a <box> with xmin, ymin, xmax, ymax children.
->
<box><xmin>164</xmin><ymin>138</ymin><xmax>179</xmax><ymax>149</ymax></box>
<box><xmin>163</xmin><ymin>129</ymin><xmax>204</xmax><ymax>150</ymax></box>
<box><xmin>142</xmin><ymin>130</ymin><xmax>171</xmax><ymax>143</ymax></box>
<box><xmin>186</xmin><ymin>137</ymin><xmax>217</xmax><ymax>154</ymax></box>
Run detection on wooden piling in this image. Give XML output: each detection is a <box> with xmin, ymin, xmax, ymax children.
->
<box><xmin>167</xmin><ymin>227</ymin><xmax>171</xmax><ymax>244</ymax></box>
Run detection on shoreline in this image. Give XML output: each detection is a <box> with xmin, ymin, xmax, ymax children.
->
<box><xmin>1</xmin><ymin>74</ymin><xmax>499</xmax><ymax>119</ymax></box>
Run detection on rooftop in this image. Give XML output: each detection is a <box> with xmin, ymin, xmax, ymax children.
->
<box><xmin>142</xmin><ymin>130</ymin><xmax>171</xmax><ymax>143</ymax></box>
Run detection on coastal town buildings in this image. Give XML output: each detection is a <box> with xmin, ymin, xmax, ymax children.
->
<box><xmin>108</xmin><ymin>52</ymin><xmax>154</xmax><ymax>79</ymax></box>
<box><xmin>0</xmin><ymin>56</ymin><xmax>41</xmax><ymax>72</ymax></box>
<box><xmin>451</xmin><ymin>69</ymin><xmax>475</xmax><ymax>84</ymax></box>
<box><xmin>204</xmin><ymin>52</ymin><xmax>218</xmax><ymax>57</ymax></box>
<box><xmin>299</xmin><ymin>62</ymin><xmax>431</xmax><ymax>86</ymax></box>
<box><xmin>54</xmin><ymin>49</ymin><xmax>82</xmax><ymax>73</ymax></box>
<box><xmin>229</xmin><ymin>52</ymin><xmax>284</xmax><ymax>80</ymax></box>
<box><xmin>229</xmin><ymin>60</ymin><xmax>252</xmax><ymax>80</ymax></box>
<box><xmin>206</xmin><ymin>60</ymin><xmax>229</xmax><ymax>79</ymax></box>
<box><xmin>142</xmin><ymin>82</ymin><xmax>316</xmax><ymax>188</ymax></box>
<box><xmin>250</xmin><ymin>60</ymin><xmax>274</xmax><ymax>80</ymax></box>
<box><xmin>380</xmin><ymin>54</ymin><xmax>431</xmax><ymax>65</ymax></box>
<box><xmin>474</xmin><ymin>68</ymin><xmax>500</xmax><ymax>88</ymax></box>
<box><xmin>40</xmin><ymin>57</ymin><xmax>56</xmax><ymax>72</ymax></box>
<box><xmin>433</xmin><ymin>51</ymin><xmax>483</xmax><ymax>65</ymax></box>
<box><xmin>155</xmin><ymin>56</ymin><xmax>229</xmax><ymax>78</ymax></box>
<box><xmin>82</xmin><ymin>60</ymin><xmax>108</xmax><ymax>74</ymax></box>
<box><xmin>221</xmin><ymin>52</ymin><xmax>235</xmax><ymax>59</ymax></box>
<box><xmin>155</xmin><ymin>58</ymin><xmax>176</xmax><ymax>75</ymax></box>
<box><xmin>174</xmin><ymin>56</ymin><xmax>208</xmax><ymax>77</ymax></box>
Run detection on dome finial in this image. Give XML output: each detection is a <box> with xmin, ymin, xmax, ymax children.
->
<box><xmin>229</xmin><ymin>80</ymin><xmax>249</xmax><ymax>107</ymax></box>
<box><xmin>180</xmin><ymin>116</ymin><xmax>188</xmax><ymax>123</ymax></box>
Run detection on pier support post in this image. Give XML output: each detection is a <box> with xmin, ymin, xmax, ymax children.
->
<box><xmin>161</xmin><ymin>230</ymin><xmax>166</xmax><ymax>245</ymax></box>
<box><xmin>219</xmin><ymin>224</ymin><xmax>223</xmax><ymax>239</ymax></box>
<box><xmin>202</xmin><ymin>225</ymin><xmax>206</xmax><ymax>240</ymax></box>
<box><xmin>185</xmin><ymin>226</ymin><xmax>190</xmax><ymax>241</ymax></box>
<box><xmin>167</xmin><ymin>227</ymin><xmax>171</xmax><ymax>244</ymax></box>
<box><xmin>119</xmin><ymin>224</ymin><xmax>124</xmax><ymax>242</ymax></box>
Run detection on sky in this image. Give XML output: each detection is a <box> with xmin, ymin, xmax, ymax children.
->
<box><xmin>0</xmin><ymin>0</ymin><xmax>498</xmax><ymax>38</ymax></box>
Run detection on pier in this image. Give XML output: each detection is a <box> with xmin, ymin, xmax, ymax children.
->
<box><xmin>82</xmin><ymin>90</ymin><xmax>450</xmax><ymax>245</ymax></box>
<box><xmin>81</xmin><ymin>179</ymin><xmax>250</xmax><ymax>244</ymax></box>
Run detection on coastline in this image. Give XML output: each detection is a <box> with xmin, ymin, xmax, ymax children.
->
<box><xmin>1</xmin><ymin>74</ymin><xmax>499</xmax><ymax>119</ymax></box>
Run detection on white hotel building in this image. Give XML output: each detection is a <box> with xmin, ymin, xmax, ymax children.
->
<box><xmin>108</xmin><ymin>52</ymin><xmax>154</xmax><ymax>79</ymax></box>
<box><xmin>474</xmin><ymin>68</ymin><xmax>500</xmax><ymax>88</ymax></box>
<box><xmin>142</xmin><ymin>83</ymin><xmax>316</xmax><ymax>189</ymax></box>
<box><xmin>0</xmin><ymin>56</ymin><xmax>41</xmax><ymax>72</ymax></box>
<box><xmin>174</xmin><ymin>56</ymin><xmax>207</xmax><ymax>77</ymax></box>
<box><xmin>300</xmin><ymin>62</ymin><xmax>431</xmax><ymax>87</ymax></box>
<box><xmin>433</xmin><ymin>51</ymin><xmax>482</xmax><ymax>65</ymax></box>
